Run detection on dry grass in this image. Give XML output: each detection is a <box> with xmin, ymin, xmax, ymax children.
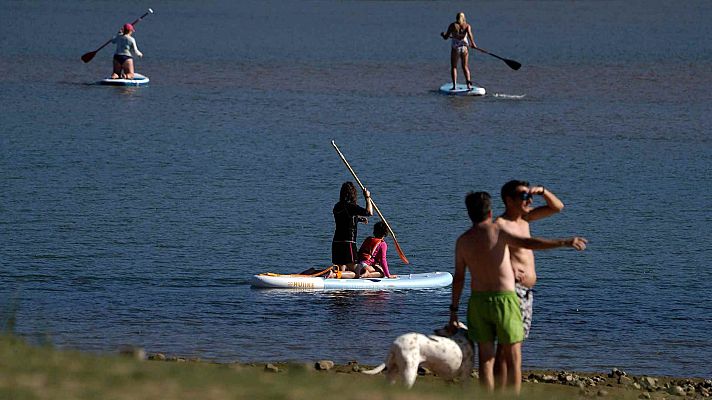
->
<box><xmin>0</xmin><ymin>335</ymin><xmax>646</xmax><ymax>400</ymax></box>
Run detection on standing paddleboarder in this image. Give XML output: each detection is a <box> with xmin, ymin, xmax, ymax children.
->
<box><xmin>332</xmin><ymin>181</ymin><xmax>373</xmax><ymax>273</ymax></box>
<box><xmin>440</xmin><ymin>12</ymin><xmax>478</xmax><ymax>90</ymax></box>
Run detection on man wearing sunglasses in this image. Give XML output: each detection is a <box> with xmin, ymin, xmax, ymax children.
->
<box><xmin>493</xmin><ymin>179</ymin><xmax>565</xmax><ymax>386</ymax></box>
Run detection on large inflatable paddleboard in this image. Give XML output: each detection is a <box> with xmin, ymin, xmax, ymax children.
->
<box><xmin>98</xmin><ymin>73</ymin><xmax>149</xmax><ymax>86</ymax></box>
<box><xmin>251</xmin><ymin>271</ymin><xmax>453</xmax><ymax>290</ymax></box>
<box><xmin>439</xmin><ymin>83</ymin><xmax>485</xmax><ymax>96</ymax></box>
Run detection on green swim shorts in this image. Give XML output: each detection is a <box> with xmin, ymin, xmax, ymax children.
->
<box><xmin>467</xmin><ymin>291</ymin><xmax>524</xmax><ymax>344</ymax></box>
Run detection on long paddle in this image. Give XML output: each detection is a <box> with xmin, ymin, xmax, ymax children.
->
<box><xmin>331</xmin><ymin>140</ymin><xmax>409</xmax><ymax>265</ymax></box>
<box><xmin>81</xmin><ymin>8</ymin><xmax>154</xmax><ymax>63</ymax></box>
<box><xmin>473</xmin><ymin>46</ymin><xmax>521</xmax><ymax>70</ymax></box>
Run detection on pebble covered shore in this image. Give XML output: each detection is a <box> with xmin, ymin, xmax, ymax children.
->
<box><xmin>139</xmin><ymin>348</ymin><xmax>710</xmax><ymax>399</ymax></box>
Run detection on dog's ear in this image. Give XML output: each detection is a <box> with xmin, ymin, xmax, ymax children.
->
<box><xmin>433</xmin><ymin>326</ymin><xmax>451</xmax><ymax>337</ymax></box>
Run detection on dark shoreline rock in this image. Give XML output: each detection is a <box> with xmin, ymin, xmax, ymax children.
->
<box><xmin>523</xmin><ymin>369</ymin><xmax>711</xmax><ymax>398</ymax></box>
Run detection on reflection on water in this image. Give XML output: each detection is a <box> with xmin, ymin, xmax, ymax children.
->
<box><xmin>253</xmin><ymin>288</ymin><xmax>394</xmax><ymax>313</ymax></box>
<box><xmin>323</xmin><ymin>290</ymin><xmax>392</xmax><ymax>313</ymax></box>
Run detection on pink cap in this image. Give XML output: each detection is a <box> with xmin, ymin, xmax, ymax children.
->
<box><xmin>123</xmin><ymin>23</ymin><xmax>134</xmax><ymax>33</ymax></box>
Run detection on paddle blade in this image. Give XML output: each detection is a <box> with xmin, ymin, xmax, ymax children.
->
<box><xmin>394</xmin><ymin>240</ymin><xmax>410</xmax><ymax>264</ymax></box>
<box><xmin>81</xmin><ymin>51</ymin><xmax>97</xmax><ymax>63</ymax></box>
<box><xmin>505</xmin><ymin>58</ymin><xmax>522</xmax><ymax>70</ymax></box>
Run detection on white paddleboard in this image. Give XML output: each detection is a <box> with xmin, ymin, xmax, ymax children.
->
<box><xmin>439</xmin><ymin>83</ymin><xmax>485</xmax><ymax>96</ymax></box>
<box><xmin>98</xmin><ymin>73</ymin><xmax>149</xmax><ymax>87</ymax></box>
<box><xmin>251</xmin><ymin>271</ymin><xmax>453</xmax><ymax>290</ymax></box>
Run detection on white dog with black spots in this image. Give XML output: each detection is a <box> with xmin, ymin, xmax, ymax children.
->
<box><xmin>361</xmin><ymin>322</ymin><xmax>473</xmax><ymax>388</ymax></box>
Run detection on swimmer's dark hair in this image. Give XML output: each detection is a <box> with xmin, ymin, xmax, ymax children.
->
<box><xmin>501</xmin><ymin>180</ymin><xmax>530</xmax><ymax>202</ymax></box>
<box><xmin>339</xmin><ymin>181</ymin><xmax>357</xmax><ymax>204</ymax></box>
<box><xmin>466</xmin><ymin>191</ymin><xmax>491</xmax><ymax>223</ymax></box>
<box><xmin>373</xmin><ymin>221</ymin><xmax>388</xmax><ymax>238</ymax></box>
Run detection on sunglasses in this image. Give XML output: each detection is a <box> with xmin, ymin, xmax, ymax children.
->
<box><xmin>515</xmin><ymin>191</ymin><xmax>533</xmax><ymax>201</ymax></box>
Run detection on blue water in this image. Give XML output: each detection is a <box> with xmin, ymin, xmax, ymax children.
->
<box><xmin>1</xmin><ymin>0</ymin><xmax>711</xmax><ymax>378</ymax></box>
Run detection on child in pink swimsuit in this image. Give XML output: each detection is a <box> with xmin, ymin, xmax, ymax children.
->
<box><xmin>354</xmin><ymin>221</ymin><xmax>396</xmax><ymax>278</ymax></box>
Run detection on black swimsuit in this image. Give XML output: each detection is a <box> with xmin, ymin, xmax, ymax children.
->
<box><xmin>332</xmin><ymin>201</ymin><xmax>370</xmax><ymax>264</ymax></box>
<box><xmin>113</xmin><ymin>54</ymin><xmax>132</xmax><ymax>64</ymax></box>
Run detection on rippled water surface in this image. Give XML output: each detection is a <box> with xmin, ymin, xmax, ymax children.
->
<box><xmin>1</xmin><ymin>0</ymin><xmax>711</xmax><ymax>378</ymax></box>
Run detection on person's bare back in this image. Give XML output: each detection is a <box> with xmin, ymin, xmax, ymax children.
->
<box><xmin>456</xmin><ymin>221</ymin><xmax>517</xmax><ymax>293</ymax></box>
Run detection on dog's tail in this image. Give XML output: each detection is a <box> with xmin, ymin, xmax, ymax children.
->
<box><xmin>360</xmin><ymin>363</ymin><xmax>387</xmax><ymax>375</ymax></box>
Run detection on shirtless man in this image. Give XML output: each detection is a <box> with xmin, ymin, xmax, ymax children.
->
<box><xmin>493</xmin><ymin>180</ymin><xmax>564</xmax><ymax>385</ymax></box>
<box><xmin>448</xmin><ymin>192</ymin><xmax>586</xmax><ymax>394</ymax></box>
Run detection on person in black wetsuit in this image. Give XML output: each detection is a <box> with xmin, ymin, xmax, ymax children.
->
<box><xmin>297</xmin><ymin>181</ymin><xmax>373</xmax><ymax>278</ymax></box>
<box><xmin>332</xmin><ymin>181</ymin><xmax>373</xmax><ymax>272</ymax></box>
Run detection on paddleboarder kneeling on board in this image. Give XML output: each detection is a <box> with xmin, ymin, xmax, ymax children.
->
<box><xmin>354</xmin><ymin>221</ymin><xmax>397</xmax><ymax>279</ymax></box>
<box><xmin>440</xmin><ymin>12</ymin><xmax>477</xmax><ymax>90</ymax></box>
<box><xmin>111</xmin><ymin>23</ymin><xmax>143</xmax><ymax>79</ymax></box>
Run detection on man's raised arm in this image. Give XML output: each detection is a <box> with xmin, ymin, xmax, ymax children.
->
<box><xmin>503</xmin><ymin>229</ymin><xmax>587</xmax><ymax>251</ymax></box>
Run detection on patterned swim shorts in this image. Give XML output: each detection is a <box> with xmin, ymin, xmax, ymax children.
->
<box><xmin>515</xmin><ymin>283</ymin><xmax>534</xmax><ymax>339</ymax></box>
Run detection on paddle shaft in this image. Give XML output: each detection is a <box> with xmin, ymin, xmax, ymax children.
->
<box><xmin>472</xmin><ymin>46</ymin><xmax>521</xmax><ymax>70</ymax></box>
<box><xmin>81</xmin><ymin>9</ymin><xmax>153</xmax><ymax>63</ymax></box>
<box><xmin>331</xmin><ymin>141</ymin><xmax>409</xmax><ymax>264</ymax></box>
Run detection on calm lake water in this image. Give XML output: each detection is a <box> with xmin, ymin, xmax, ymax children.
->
<box><xmin>1</xmin><ymin>0</ymin><xmax>711</xmax><ymax>378</ymax></box>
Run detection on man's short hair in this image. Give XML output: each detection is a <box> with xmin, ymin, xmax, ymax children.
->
<box><xmin>465</xmin><ymin>191</ymin><xmax>491</xmax><ymax>223</ymax></box>
<box><xmin>501</xmin><ymin>180</ymin><xmax>530</xmax><ymax>202</ymax></box>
